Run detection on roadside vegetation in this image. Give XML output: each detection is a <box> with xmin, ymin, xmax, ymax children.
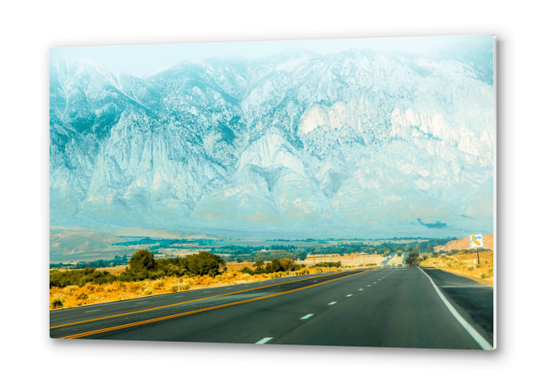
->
<box><xmin>50</xmin><ymin>250</ymin><xmax>352</xmax><ymax>310</ymax></box>
<box><xmin>418</xmin><ymin>249</ymin><xmax>494</xmax><ymax>284</ymax></box>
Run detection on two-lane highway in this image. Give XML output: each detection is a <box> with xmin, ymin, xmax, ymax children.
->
<box><xmin>51</xmin><ymin>266</ymin><xmax>494</xmax><ymax>350</ymax></box>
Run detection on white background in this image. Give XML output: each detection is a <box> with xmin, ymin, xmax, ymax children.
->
<box><xmin>1</xmin><ymin>0</ymin><xmax>540</xmax><ymax>382</ymax></box>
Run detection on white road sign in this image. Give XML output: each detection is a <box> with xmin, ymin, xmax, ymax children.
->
<box><xmin>470</xmin><ymin>234</ymin><xmax>484</xmax><ymax>249</ymax></box>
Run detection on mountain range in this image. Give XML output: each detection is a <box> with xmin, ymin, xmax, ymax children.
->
<box><xmin>50</xmin><ymin>41</ymin><xmax>494</xmax><ymax>239</ymax></box>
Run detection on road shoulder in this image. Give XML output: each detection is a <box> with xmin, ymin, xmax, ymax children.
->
<box><xmin>420</xmin><ymin>267</ymin><xmax>494</xmax><ymax>348</ymax></box>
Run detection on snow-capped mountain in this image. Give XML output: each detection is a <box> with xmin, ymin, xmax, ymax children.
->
<box><xmin>50</xmin><ymin>42</ymin><xmax>494</xmax><ymax>238</ymax></box>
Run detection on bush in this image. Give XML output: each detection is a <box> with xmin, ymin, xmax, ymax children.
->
<box><xmin>480</xmin><ymin>273</ymin><xmax>487</xmax><ymax>279</ymax></box>
<box><xmin>314</xmin><ymin>261</ymin><xmax>341</xmax><ymax>268</ymax></box>
<box><xmin>76</xmin><ymin>292</ymin><xmax>89</xmax><ymax>300</ymax></box>
<box><xmin>50</xmin><ymin>296</ymin><xmax>65</xmax><ymax>309</ymax></box>
<box><xmin>467</xmin><ymin>265</ymin><xmax>475</xmax><ymax>271</ymax></box>
<box><xmin>242</xmin><ymin>273</ymin><xmax>251</xmax><ymax>281</ymax></box>
<box><xmin>179</xmin><ymin>283</ymin><xmax>191</xmax><ymax>291</ymax></box>
<box><xmin>240</xmin><ymin>267</ymin><xmax>254</xmax><ymax>275</ymax></box>
<box><xmin>144</xmin><ymin>287</ymin><xmax>154</xmax><ymax>295</ymax></box>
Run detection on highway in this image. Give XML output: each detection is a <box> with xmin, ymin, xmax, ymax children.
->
<box><xmin>381</xmin><ymin>254</ymin><xmax>395</xmax><ymax>265</ymax></box>
<box><xmin>50</xmin><ymin>266</ymin><xmax>494</xmax><ymax>350</ymax></box>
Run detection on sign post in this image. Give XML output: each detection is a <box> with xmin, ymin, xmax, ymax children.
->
<box><xmin>469</xmin><ymin>234</ymin><xmax>484</xmax><ymax>266</ymax></box>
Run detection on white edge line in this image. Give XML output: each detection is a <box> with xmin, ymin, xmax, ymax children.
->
<box><xmin>255</xmin><ymin>337</ymin><xmax>273</xmax><ymax>344</ymax></box>
<box><xmin>418</xmin><ymin>267</ymin><xmax>493</xmax><ymax>351</ymax></box>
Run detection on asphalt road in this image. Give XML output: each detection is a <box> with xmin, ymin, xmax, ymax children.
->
<box><xmin>50</xmin><ymin>266</ymin><xmax>494</xmax><ymax>350</ymax></box>
<box><xmin>381</xmin><ymin>254</ymin><xmax>395</xmax><ymax>265</ymax></box>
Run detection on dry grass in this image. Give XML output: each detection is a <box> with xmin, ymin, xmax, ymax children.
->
<box><xmin>50</xmin><ymin>264</ymin><xmax>355</xmax><ymax>310</ymax></box>
<box><xmin>387</xmin><ymin>255</ymin><xmax>404</xmax><ymax>265</ymax></box>
<box><xmin>95</xmin><ymin>265</ymin><xmax>128</xmax><ymax>276</ymax></box>
<box><xmin>225</xmin><ymin>261</ymin><xmax>260</xmax><ymax>272</ymax></box>
<box><xmin>420</xmin><ymin>250</ymin><xmax>494</xmax><ymax>286</ymax></box>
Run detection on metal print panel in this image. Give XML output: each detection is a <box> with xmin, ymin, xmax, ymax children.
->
<box><xmin>50</xmin><ymin>35</ymin><xmax>496</xmax><ymax>349</ymax></box>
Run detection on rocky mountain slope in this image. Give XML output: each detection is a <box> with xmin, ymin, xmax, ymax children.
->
<box><xmin>50</xmin><ymin>42</ymin><xmax>494</xmax><ymax>238</ymax></box>
<box><xmin>434</xmin><ymin>234</ymin><xmax>494</xmax><ymax>252</ymax></box>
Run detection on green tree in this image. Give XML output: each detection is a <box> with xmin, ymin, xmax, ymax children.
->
<box><xmin>405</xmin><ymin>251</ymin><xmax>420</xmax><ymax>266</ymax></box>
<box><xmin>279</xmin><ymin>258</ymin><xmax>295</xmax><ymax>273</ymax></box>
<box><xmin>129</xmin><ymin>250</ymin><xmax>157</xmax><ymax>272</ymax></box>
<box><xmin>265</xmin><ymin>259</ymin><xmax>282</xmax><ymax>273</ymax></box>
<box><xmin>184</xmin><ymin>252</ymin><xmax>226</xmax><ymax>277</ymax></box>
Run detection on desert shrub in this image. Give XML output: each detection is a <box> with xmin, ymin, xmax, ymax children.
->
<box><xmin>467</xmin><ymin>265</ymin><xmax>475</xmax><ymax>271</ymax></box>
<box><xmin>314</xmin><ymin>261</ymin><xmax>341</xmax><ymax>268</ymax></box>
<box><xmin>84</xmin><ymin>284</ymin><xmax>98</xmax><ymax>293</ymax></box>
<box><xmin>240</xmin><ymin>267</ymin><xmax>254</xmax><ymax>275</ymax></box>
<box><xmin>50</xmin><ymin>268</ymin><xmax>116</xmax><ymax>288</ymax></box>
<box><xmin>144</xmin><ymin>287</ymin><xmax>154</xmax><ymax>295</ymax></box>
<box><xmin>242</xmin><ymin>273</ymin><xmax>251</xmax><ymax>281</ymax></box>
<box><xmin>261</xmin><ymin>273</ymin><xmax>268</xmax><ymax>278</ymax></box>
<box><xmin>76</xmin><ymin>292</ymin><xmax>89</xmax><ymax>300</ymax></box>
<box><xmin>168</xmin><ymin>284</ymin><xmax>179</xmax><ymax>293</ymax></box>
<box><xmin>488</xmin><ymin>268</ymin><xmax>493</xmax><ymax>275</ymax></box>
<box><xmin>153</xmin><ymin>280</ymin><xmax>165</xmax><ymax>289</ymax></box>
<box><xmin>63</xmin><ymin>285</ymin><xmax>79</xmax><ymax>295</ymax></box>
<box><xmin>215</xmin><ymin>275</ymin><xmax>222</xmax><ymax>281</ymax></box>
<box><xmin>50</xmin><ymin>296</ymin><xmax>65</xmax><ymax>309</ymax></box>
<box><xmin>480</xmin><ymin>273</ymin><xmax>487</xmax><ymax>279</ymax></box>
<box><xmin>179</xmin><ymin>283</ymin><xmax>191</xmax><ymax>291</ymax></box>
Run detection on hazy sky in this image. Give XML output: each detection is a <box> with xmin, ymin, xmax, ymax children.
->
<box><xmin>51</xmin><ymin>34</ymin><xmax>493</xmax><ymax>77</ymax></box>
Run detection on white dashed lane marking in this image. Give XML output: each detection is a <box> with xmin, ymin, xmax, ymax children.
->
<box><xmin>300</xmin><ymin>314</ymin><xmax>314</xmax><ymax>320</ymax></box>
<box><xmin>84</xmin><ymin>309</ymin><xmax>101</xmax><ymax>313</ymax></box>
<box><xmin>256</xmin><ymin>337</ymin><xmax>273</xmax><ymax>344</ymax></box>
<box><xmin>328</xmin><ymin>301</ymin><xmax>337</xmax><ymax>305</ymax></box>
<box><xmin>346</xmin><ymin>294</ymin><xmax>352</xmax><ymax>297</ymax></box>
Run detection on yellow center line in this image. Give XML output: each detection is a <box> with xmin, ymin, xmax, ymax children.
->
<box><xmin>51</xmin><ymin>269</ymin><xmax>370</xmax><ymax>329</ymax></box>
<box><xmin>60</xmin><ymin>269</ymin><xmax>371</xmax><ymax>339</ymax></box>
